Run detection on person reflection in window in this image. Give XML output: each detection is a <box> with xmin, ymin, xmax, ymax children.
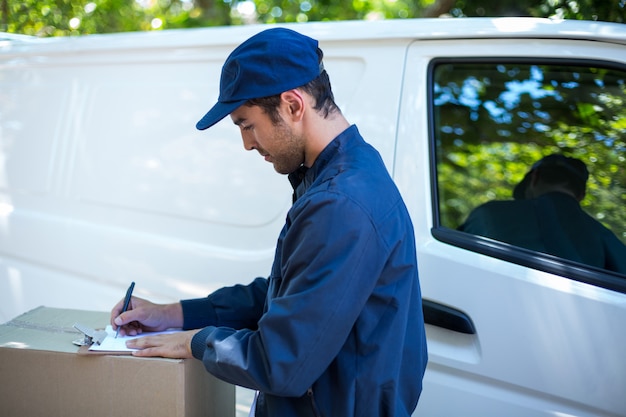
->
<box><xmin>459</xmin><ymin>154</ymin><xmax>626</xmax><ymax>274</ymax></box>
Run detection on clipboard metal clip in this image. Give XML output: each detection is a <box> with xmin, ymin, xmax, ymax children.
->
<box><xmin>72</xmin><ymin>322</ymin><xmax>108</xmax><ymax>346</ymax></box>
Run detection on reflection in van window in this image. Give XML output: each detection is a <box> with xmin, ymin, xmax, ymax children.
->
<box><xmin>458</xmin><ymin>154</ymin><xmax>626</xmax><ymax>273</ymax></box>
<box><xmin>432</xmin><ymin>61</ymin><xmax>626</xmax><ymax>273</ymax></box>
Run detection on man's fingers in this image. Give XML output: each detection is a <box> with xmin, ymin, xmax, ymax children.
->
<box><xmin>118</xmin><ymin>325</ymin><xmax>142</xmax><ymax>337</ymax></box>
<box><xmin>110</xmin><ymin>298</ymin><xmax>126</xmax><ymax>327</ymax></box>
<box><xmin>128</xmin><ymin>336</ymin><xmax>172</xmax><ymax>358</ymax></box>
<box><xmin>124</xmin><ymin>332</ymin><xmax>196</xmax><ymax>359</ymax></box>
<box><xmin>126</xmin><ymin>335</ymin><xmax>156</xmax><ymax>349</ymax></box>
<box><xmin>114</xmin><ymin>307</ymin><xmax>144</xmax><ymax>327</ymax></box>
<box><xmin>110</xmin><ymin>296</ymin><xmax>149</xmax><ymax>330</ymax></box>
<box><xmin>131</xmin><ymin>347</ymin><xmax>160</xmax><ymax>357</ymax></box>
<box><xmin>113</xmin><ymin>315</ymin><xmax>143</xmax><ymax>337</ymax></box>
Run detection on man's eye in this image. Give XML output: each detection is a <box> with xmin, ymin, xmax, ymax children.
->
<box><xmin>241</xmin><ymin>124</ymin><xmax>253</xmax><ymax>131</ymax></box>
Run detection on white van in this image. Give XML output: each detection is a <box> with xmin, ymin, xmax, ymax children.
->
<box><xmin>1</xmin><ymin>17</ymin><xmax>625</xmax><ymax>417</ymax></box>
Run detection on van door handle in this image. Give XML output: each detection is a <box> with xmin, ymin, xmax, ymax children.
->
<box><xmin>422</xmin><ymin>299</ymin><xmax>476</xmax><ymax>334</ymax></box>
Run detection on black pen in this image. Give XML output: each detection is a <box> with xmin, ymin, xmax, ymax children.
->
<box><xmin>115</xmin><ymin>281</ymin><xmax>135</xmax><ymax>338</ymax></box>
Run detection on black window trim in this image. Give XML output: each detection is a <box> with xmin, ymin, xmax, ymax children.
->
<box><xmin>427</xmin><ymin>56</ymin><xmax>626</xmax><ymax>295</ymax></box>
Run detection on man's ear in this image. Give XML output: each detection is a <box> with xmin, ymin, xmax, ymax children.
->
<box><xmin>280</xmin><ymin>89</ymin><xmax>305</xmax><ymax>121</ymax></box>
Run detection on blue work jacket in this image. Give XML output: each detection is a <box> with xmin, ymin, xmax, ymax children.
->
<box><xmin>183</xmin><ymin>125</ymin><xmax>428</xmax><ymax>416</ymax></box>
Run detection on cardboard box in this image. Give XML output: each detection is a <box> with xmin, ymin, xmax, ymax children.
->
<box><xmin>0</xmin><ymin>306</ymin><xmax>234</xmax><ymax>417</ymax></box>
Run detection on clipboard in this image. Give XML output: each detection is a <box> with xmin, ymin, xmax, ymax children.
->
<box><xmin>73</xmin><ymin>323</ymin><xmax>179</xmax><ymax>355</ymax></box>
<box><xmin>76</xmin><ymin>344</ymin><xmax>134</xmax><ymax>355</ymax></box>
<box><xmin>73</xmin><ymin>323</ymin><xmax>133</xmax><ymax>355</ymax></box>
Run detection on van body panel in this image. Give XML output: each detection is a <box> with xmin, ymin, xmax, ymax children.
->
<box><xmin>397</xmin><ymin>37</ymin><xmax>626</xmax><ymax>416</ymax></box>
<box><xmin>0</xmin><ymin>29</ymin><xmax>409</xmax><ymax>318</ymax></box>
<box><xmin>1</xmin><ymin>18</ymin><xmax>625</xmax><ymax>416</ymax></box>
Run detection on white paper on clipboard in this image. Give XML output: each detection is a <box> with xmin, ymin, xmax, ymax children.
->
<box><xmin>88</xmin><ymin>325</ymin><xmax>181</xmax><ymax>352</ymax></box>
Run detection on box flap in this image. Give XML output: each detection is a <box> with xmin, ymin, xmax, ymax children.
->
<box><xmin>0</xmin><ymin>306</ymin><xmax>108</xmax><ymax>353</ymax></box>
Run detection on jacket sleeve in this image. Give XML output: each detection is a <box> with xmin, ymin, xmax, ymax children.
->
<box><xmin>181</xmin><ymin>277</ymin><xmax>268</xmax><ymax>330</ymax></box>
<box><xmin>190</xmin><ymin>191</ymin><xmax>395</xmax><ymax>395</ymax></box>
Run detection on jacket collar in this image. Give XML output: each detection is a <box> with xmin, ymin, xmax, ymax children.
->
<box><xmin>287</xmin><ymin>125</ymin><xmax>358</xmax><ymax>203</ymax></box>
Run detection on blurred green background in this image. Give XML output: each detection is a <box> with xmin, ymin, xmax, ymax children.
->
<box><xmin>1</xmin><ymin>0</ymin><xmax>624</xmax><ymax>37</ymax></box>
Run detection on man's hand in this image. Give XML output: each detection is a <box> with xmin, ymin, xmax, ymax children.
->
<box><xmin>110</xmin><ymin>296</ymin><xmax>184</xmax><ymax>337</ymax></box>
<box><xmin>126</xmin><ymin>330</ymin><xmax>201</xmax><ymax>359</ymax></box>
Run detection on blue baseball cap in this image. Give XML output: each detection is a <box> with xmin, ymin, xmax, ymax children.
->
<box><xmin>196</xmin><ymin>28</ymin><xmax>322</xmax><ymax>130</ymax></box>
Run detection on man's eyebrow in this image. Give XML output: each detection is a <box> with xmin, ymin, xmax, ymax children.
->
<box><xmin>232</xmin><ymin>117</ymin><xmax>246</xmax><ymax>126</ymax></box>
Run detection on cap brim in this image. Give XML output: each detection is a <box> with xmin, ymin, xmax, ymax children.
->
<box><xmin>196</xmin><ymin>100</ymin><xmax>246</xmax><ymax>131</ymax></box>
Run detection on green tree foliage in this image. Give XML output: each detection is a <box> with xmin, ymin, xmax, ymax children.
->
<box><xmin>1</xmin><ymin>0</ymin><xmax>232</xmax><ymax>36</ymax></box>
<box><xmin>450</xmin><ymin>0</ymin><xmax>625</xmax><ymax>22</ymax></box>
<box><xmin>1</xmin><ymin>0</ymin><xmax>624</xmax><ymax>36</ymax></box>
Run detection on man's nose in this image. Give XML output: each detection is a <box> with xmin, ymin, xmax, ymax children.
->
<box><xmin>241</xmin><ymin>133</ymin><xmax>256</xmax><ymax>151</ymax></box>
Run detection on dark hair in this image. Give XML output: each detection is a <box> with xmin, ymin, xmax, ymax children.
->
<box><xmin>513</xmin><ymin>154</ymin><xmax>589</xmax><ymax>200</ymax></box>
<box><xmin>246</xmin><ymin>48</ymin><xmax>340</xmax><ymax>125</ymax></box>
<box><xmin>535</xmin><ymin>161</ymin><xmax>588</xmax><ymax>198</ymax></box>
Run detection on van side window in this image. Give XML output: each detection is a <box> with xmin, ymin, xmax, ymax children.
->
<box><xmin>430</xmin><ymin>59</ymin><xmax>626</xmax><ymax>281</ymax></box>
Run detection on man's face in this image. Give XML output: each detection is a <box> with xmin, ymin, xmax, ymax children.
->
<box><xmin>230</xmin><ymin>104</ymin><xmax>305</xmax><ymax>175</ymax></box>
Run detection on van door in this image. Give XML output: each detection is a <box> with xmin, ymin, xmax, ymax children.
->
<box><xmin>395</xmin><ymin>38</ymin><xmax>626</xmax><ymax>416</ymax></box>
